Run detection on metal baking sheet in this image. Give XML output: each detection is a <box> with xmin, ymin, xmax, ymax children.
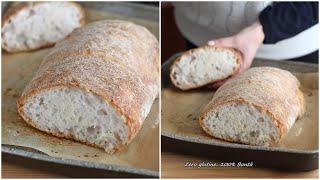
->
<box><xmin>2</xmin><ymin>145</ymin><xmax>157</xmax><ymax>177</ymax></box>
<box><xmin>161</xmin><ymin>53</ymin><xmax>318</xmax><ymax>171</ymax></box>
<box><xmin>2</xmin><ymin>2</ymin><xmax>159</xmax><ymax>178</ymax></box>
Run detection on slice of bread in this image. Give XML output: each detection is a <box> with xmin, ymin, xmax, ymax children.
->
<box><xmin>170</xmin><ymin>46</ymin><xmax>241</xmax><ymax>90</ymax></box>
<box><xmin>199</xmin><ymin>67</ymin><xmax>305</xmax><ymax>146</ymax></box>
<box><xmin>2</xmin><ymin>2</ymin><xmax>85</xmax><ymax>53</ymax></box>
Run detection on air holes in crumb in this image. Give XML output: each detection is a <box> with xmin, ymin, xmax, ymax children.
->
<box><xmin>119</xmin><ymin>129</ymin><xmax>124</xmax><ymax>136</ymax></box>
<box><xmin>215</xmin><ymin>66</ymin><xmax>221</xmax><ymax>71</ymax></box>
<box><xmin>39</xmin><ymin>97</ymin><xmax>44</xmax><ymax>105</ymax></box>
<box><xmin>235</xmin><ymin>134</ymin><xmax>241</xmax><ymax>140</ymax></box>
<box><xmin>23</xmin><ymin>41</ymin><xmax>29</xmax><ymax>48</ymax></box>
<box><xmin>29</xmin><ymin>9</ymin><xmax>35</xmax><ymax>16</ymax></box>
<box><xmin>250</xmin><ymin>131</ymin><xmax>259</xmax><ymax>137</ymax></box>
<box><xmin>97</xmin><ymin>109</ymin><xmax>108</xmax><ymax>115</ymax></box>
<box><xmin>87</xmin><ymin>126</ymin><xmax>95</xmax><ymax>134</ymax></box>
<box><xmin>36</xmin><ymin>114</ymin><xmax>40</xmax><ymax>117</ymax></box>
<box><xmin>55</xmin><ymin>26</ymin><xmax>62</xmax><ymax>32</ymax></box>
<box><xmin>78</xmin><ymin>116</ymin><xmax>83</xmax><ymax>122</ymax></box>
<box><xmin>257</xmin><ymin>117</ymin><xmax>264</xmax><ymax>123</ymax></box>
<box><xmin>190</xmin><ymin>55</ymin><xmax>196</xmax><ymax>63</ymax></box>
<box><xmin>172</xmin><ymin>72</ymin><xmax>177</xmax><ymax>79</ymax></box>
<box><xmin>67</xmin><ymin>128</ymin><xmax>73</xmax><ymax>134</ymax></box>
<box><xmin>52</xmin><ymin>108</ymin><xmax>58</xmax><ymax>114</ymax></box>
<box><xmin>64</xmin><ymin>88</ymin><xmax>70</xmax><ymax>93</ymax></box>
<box><xmin>215</xmin><ymin>112</ymin><xmax>219</xmax><ymax>118</ymax></box>
<box><xmin>231</xmin><ymin>126</ymin><xmax>235</xmax><ymax>131</ymax></box>
<box><xmin>84</xmin><ymin>97</ymin><xmax>91</xmax><ymax>106</ymax></box>
<box><xmin>250</xmin><ymin>131</ymin><xmax>256</xmax><ymax>137</ymax></box>
<box><xmin>114</xmin><ymin>133</ymin><xmax>121</xmax><ymax>143</ymax></box>
<box><xmin>248</xmin><ymin>109</ymin><xmax>254</xmax><ymax>116</ymax></box>
<box><xmin>270</xmin><ymin>136</ymin><xmax>275</xmax><ymax>141</ymax></box>
<box><xmin>87</xmin><ymin>126</ymin><xmax>100</xmax><ymax>134</ymax></box>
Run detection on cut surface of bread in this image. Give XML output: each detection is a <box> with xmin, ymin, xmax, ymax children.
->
<box><xmin>170</xmin><ymin>46</ymin><xmax>241</xmax><ymax>90</ymax></box>
<box><xmin>199</xmin><ymin>67</ymin><xmax>305</xmax><ymax>146</ymax></box>
<box><xmin>23</xmin><ymin>87</ymin><xmax>129</xmax><ymax>152</ymax></box>
<box><xmin>202</xmin><ymin>103</ymin><xmax>279</xmax><ymax>146</ymax></box>
<box><xmin>2</xmin><ymin>2</ymin><xmax>85</xmax><ymax>53</ymax></box>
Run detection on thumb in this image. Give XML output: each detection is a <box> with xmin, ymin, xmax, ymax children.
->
<box><xmin>238</xmin><ymin>53</ymin><xmax>254</xmax><ymax>74</ymax></box>
<box><xmin>207</xmin><ymin>37</ymin><xmax>236</xmax><ymax>48</ymax></box>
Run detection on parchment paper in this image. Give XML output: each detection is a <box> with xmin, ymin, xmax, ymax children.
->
<box><xmin>2</xmin><ymin>8</ymin><xmax>159</xmax><ymax>171</ymax></box>
<box><xmin>162</xmin><ymin>72</ymin><xmax>318</xmax><ymax>151</ymax></box>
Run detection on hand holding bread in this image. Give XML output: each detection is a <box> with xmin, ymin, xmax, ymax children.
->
<box><xmin>207</xmin><ymin>21</ymin><xmax>265</xmax><ymax>82</ymax></box>
<box><xmin>169</xmin><ymin>44</ymin><xmax>305</xmax><ymax>147</ymax></box>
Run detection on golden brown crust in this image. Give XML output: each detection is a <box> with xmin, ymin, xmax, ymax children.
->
<box><xmin>17</xmin><ymin>20</ymin><xmax>159</xmax><ymax>153</ymax></box>
<box><xmin>2</xmin><ymin>2</ymin><xmax>86</xmax><ymax>53</ymax></box>
<box><xmin>169</xmin><ymin>46</ymin><xmax>241</xmax><ymax>90</ymax></box>
<box><xmin>199</xmin><ymin>67</ymin><xmax>305</xmax><ymax>145</ymax></box>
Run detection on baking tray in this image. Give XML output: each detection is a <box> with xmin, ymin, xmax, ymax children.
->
<box><xmin>2</xmin><ymin>2</ymin><xmax>159</xmax><ymax>178</ymax></box>
<box><xmin>2</xmin><ymin>145</ymin><xmax>156</xmax><ymax>178</ymax></box>
<box><xmin>161</xmin><ymin>53</ymin><xmax>318</xmax><ymax>171</ymax></box>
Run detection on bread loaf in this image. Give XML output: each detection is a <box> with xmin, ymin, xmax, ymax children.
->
<box><xmin>2</xmin><ymin>2</ymin><xmax>85</xmax><ymax>53</ymax></box>
<box><xmin>17</xmin><ymin>20</ymin><xmax>159</xmax><ymax>153</ymax></box>
<box><xmin>199</xmin><ymin>67</ymin><xmax>305</xmax><ymax>146</ymax></box>
<box><xmin>170</xmin><ymin>46</ymin><xmax>241</xmax><ymax>90</ymax></box>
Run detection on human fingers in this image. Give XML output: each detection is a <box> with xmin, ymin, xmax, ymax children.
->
<box><xmin>207</xmin><ymin>36</ymin><xmax>236</xmax><ymax>48</ymax></box>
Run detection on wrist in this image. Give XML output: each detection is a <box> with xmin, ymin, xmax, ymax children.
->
<box><xmin>252</xmin><ymin>21</ymin><xmax>265</xmax><ymax>44</ymax></box>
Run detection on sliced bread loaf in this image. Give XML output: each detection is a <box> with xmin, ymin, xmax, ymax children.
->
<box><xmin>199</xmin><ymin>67</ymin><xmax>305</xmax><ymax>146</ymax></box>
<box><xmin>17</xmin><ymin>20</ymin><xmax>159</xmax><ymax>153</ymax></box>
<box><xmin>2</xmin><ymin>2</ymin><xmax>85</xmax><ymax>53</ymax></box>
<box><xmin>170</xmin><ymin>46</ymin><xmax>241</xmax><ymax>90</ymax></box>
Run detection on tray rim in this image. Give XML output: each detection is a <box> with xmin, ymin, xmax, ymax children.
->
<box><xmin>2</xmin><ymin>145</ymin><xmax>158</xmax><ymax>177</ymax></box>
<box><xmin>161</xmin><ymin>52</ymin><xmax>319</xmax><ymax>155</ymax></box>
<box><xmin>1</xmin><ymin>2</ymin><xmax>159</xmax><ymax>177</ymax></box>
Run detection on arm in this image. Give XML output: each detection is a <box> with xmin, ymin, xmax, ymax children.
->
<box><xmin>260</xmin><ymin>2</ymin><xmax>318</xmax><ymax>44</ymax></box>
<box><xmin>207</xmin><ymin>2</ymin><xmax>318</xmax><ymax>88</ymax></box>
<box><xmin>207</xmin><ymin>22</ymin><xmax>265</xmax><ymax>88</ymax></box>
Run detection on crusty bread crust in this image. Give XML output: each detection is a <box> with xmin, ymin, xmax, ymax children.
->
<box><xmin>2</xmin><ymin>2</ymin><xmax>85</xmax><ymax>53</ymax></box>
<box><xmin>17</xmin><ymin>20</ymin><xmax>159</xmax><ymax>153</ymax></box>
<box><xmin>199</xmin><ymin>67</ymin><xmax>305</xmax><ymax>146</ymax></box>
<box><xmin>169</xmin><ymin>46</ymin><xmax>241</xmax><ymax>90</ymax></box>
